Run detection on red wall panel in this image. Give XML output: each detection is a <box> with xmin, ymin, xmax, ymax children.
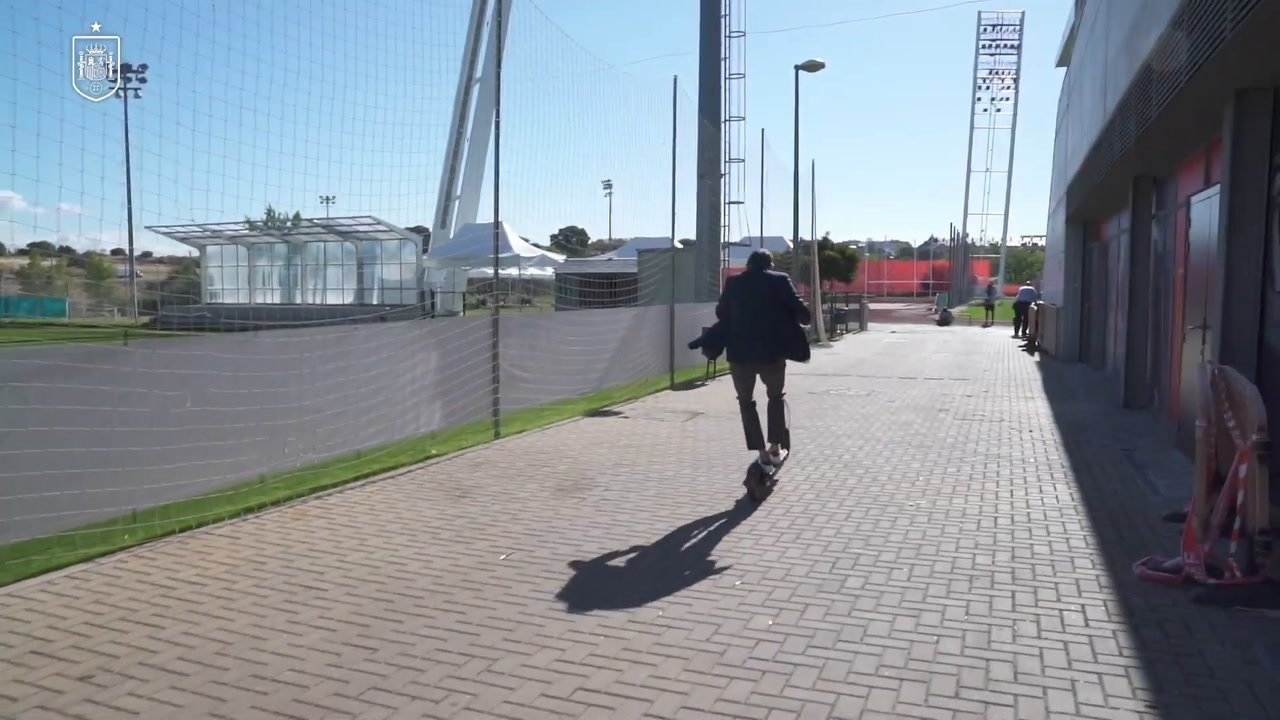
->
<box><xmin>1177</xmin><ymin>152</ymin><xmax>1208</xmax><ymax>201</ymax></box>
<box><xmin>1207</xmin><ymin>138</ymin><xmax>1224</xmax><ymax>185</ymax></box>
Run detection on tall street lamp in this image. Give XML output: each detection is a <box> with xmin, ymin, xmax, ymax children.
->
<box><xmin>791</xmin><ymin>58</ymin><xmax>825</xmax><ymax>313</ymax></box>
<box><xmin>116</xmin><ymin>61</ymin><xmax>148</xmax><ymax>322</ymax></box>
<box><xmin>319</xmin><ymin>194</ymin><xmax>336</xmax><ymax>218</ymax></box>
<box><xmin>601</xmin><ymin>179</ymin><xmax>614</xmax><ymax>241</ymax></box>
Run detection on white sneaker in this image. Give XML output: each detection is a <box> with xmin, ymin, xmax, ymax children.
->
<box><xmin>769</xmin><ymin>450</ymin><xmax>784</xmax><ymax>466</ymax></box>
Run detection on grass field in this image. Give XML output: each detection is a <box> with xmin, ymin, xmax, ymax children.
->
<box><xmin>0</xmin><ymin>319</ymin><xmax>187</xmax><ymax>346</ymax></box>
<box><xmin>958</xmin><ymin>299</ymin><xmax>1015</xmax><ymax>323</ymax></box>
<box><xmin>0</xmin><ymin>362</ymin><xmax>727</xmax><ymax>587</ymax></box>
<box><xmin>0</xmin><ymin>321</ymin><xmax>147</xmax><ymax>345</ymax></box>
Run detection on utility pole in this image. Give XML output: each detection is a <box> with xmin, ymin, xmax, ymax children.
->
<box><xmin>791</xmin><ymin>59</ymin><xmax>825</xmax><ymax>287</ymax></box>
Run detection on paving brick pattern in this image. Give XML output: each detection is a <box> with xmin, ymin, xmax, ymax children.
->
<box><xmin>3</xmin><ymin>326</ymin><xmax>1278</xmax><ymax>720</ymax></box>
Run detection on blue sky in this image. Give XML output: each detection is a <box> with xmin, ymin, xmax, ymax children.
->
<box><xmin>1</xmin><ymin>0</ymin><xmax>1071</xmax><ymax>255</ymax></box>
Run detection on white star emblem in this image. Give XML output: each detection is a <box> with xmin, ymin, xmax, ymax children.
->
<box><xmin>90</xmin><ymin>22</ymin><xmax>102</xmax><ymax>32</ymax></box>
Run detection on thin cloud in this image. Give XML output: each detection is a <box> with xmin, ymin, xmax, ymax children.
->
<box><xmin>0</xmin><ymin>191</ymin><xmax>87</xmax><ymax>217</ymax></box>
<box><xmin>0</xmin><ymin>190</ymin><xmax>41</xmax><ymax>214</ymax></box>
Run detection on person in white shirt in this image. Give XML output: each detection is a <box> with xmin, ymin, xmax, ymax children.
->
<box><xmin>1012</xmin><ymin>283</ymin><xmax>1039</xmax><ymax>338</ymax></box>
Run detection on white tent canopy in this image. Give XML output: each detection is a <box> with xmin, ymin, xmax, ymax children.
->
<box><xmin>602</xmin><ymin>236</ymin><xmax>677</xmax><ymax>259</ymax></box>
<box><xmin>428</xmin><ymin>221</ymin><xmax>564</xmax><ymax>269</ymax></box>
<box><xmin>591</xmin><ymin>235</ymin><xmax>793</xmax><ymax>267</ymax></box>
<box><xmin>725</xmin><ymin>235</ymin><xmax>792</xmax><ymax>267</ymax></box>
<box><xmin>740</xmin><ymin>235</ymin><xmax>791</xmax><ymax>252</ymax></box>
<box><xmin>465</xmin><ymin>266</ymin><xmax>556</xmax><ymax>279</ymax></box>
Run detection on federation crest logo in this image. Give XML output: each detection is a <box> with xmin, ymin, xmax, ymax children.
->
<box><xmin>72</xmin><ymin>23</ymin><xmax>121</xmax><ymax>102</ymax></box>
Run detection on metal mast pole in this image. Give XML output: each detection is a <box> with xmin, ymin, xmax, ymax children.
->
<box><xmin>956</xmin><ymin>12</ymin><xmax>982</xmax><ymax>307</ymax></box>
<box><xmin>490</xmin><ymin>0</ymin><xmax>504</xmax><ymax>440</ymax></box>
<box><xmin>669</xmin><ymin>75</ymin><xmax>679</xmax><ymax>389</ymax></box>
<box><xmin>810</xmin><ymin>158</ymin><xmax>827</xmax><ymax>345</ymax></box>
<box><xmin>995</xmin><ymin>10</ymin><xmax>1025</xmax><ymax>290</ymax></box>
<box><xmin>791</xmin><ymin>67</ymin><xmax>801</xmax><ymax>280</ymax></box>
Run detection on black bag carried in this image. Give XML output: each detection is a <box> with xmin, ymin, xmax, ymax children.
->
<box><xmin>785</xmin><ymin>322</ymin><xmax>811</xmax><ymax>363</ymax></box>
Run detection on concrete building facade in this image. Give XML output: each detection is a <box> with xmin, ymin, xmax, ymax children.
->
<box><xmin>1043</xmin><ymin>0</ymin><xmax>1280</xmax><ymax>454</ymax></box>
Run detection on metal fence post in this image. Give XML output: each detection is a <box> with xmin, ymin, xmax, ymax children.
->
<box><xmin>668</xmin><ymin>75</ymin><xmax>679</xmax><ymax>390</ymax></box>
<box><xmin>489</xmin><ymin>0</ymin><xmax>505</xmax><ymax>440</ymax></box>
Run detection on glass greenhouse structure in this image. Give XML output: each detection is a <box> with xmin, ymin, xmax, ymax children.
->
<box><xmin>147</xmin><ymin>216</ymin><xmax>423</xmax><ymax>306</ymax></box>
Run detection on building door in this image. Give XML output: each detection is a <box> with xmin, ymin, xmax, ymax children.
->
<box><xmin>1081</xmin><ymin>238</ymin><xmax>1109</xmax><ymax>370</ymax></box>
<box><xmin>1257</xmin><ymin>154</ymin><xmax>1280</xmax><ymax>459</ymax></box>
<box><xmin>1177</xmin><ymin>186</ymin><xmax>1221</xmax><ymax>452</ymax></box>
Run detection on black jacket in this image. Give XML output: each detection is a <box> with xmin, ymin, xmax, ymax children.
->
<box><xmin>714</xmin><ymin>268</ymin><xmax>812</xmax><ymax>365</ymax></box>
<box><xmin>687</xmin><ymin>321</ymin><xmax>727</xmax><ymax>360</ymax></box>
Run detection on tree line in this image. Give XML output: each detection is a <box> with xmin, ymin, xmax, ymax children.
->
<box><xmin>0</xmin><ymin>239</ymin><xmax>162</xmax><ymax>261</ymax></box>
<box><xmin>0</xmin><ymin>240</ymin><xmax>201</xmax><ymax>309</ymax></box>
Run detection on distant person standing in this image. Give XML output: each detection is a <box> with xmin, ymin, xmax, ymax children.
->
<box><xmin>1012</xmin><ymin>282</ymin><xmax>1040</xmax><ymax>338</ymax></box>
<box><xmin>982</xmin><ymin>281</ymin><xmax>997</xmax><ymax>327</ymax></box>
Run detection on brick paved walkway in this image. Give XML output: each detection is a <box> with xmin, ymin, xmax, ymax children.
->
<box><xmin>3</xmin><ymin>326</ymin><xmax>1278</xmax><ymax>720</ymax></box>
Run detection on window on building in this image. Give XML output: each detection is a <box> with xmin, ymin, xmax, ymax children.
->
<box><xmin>303</xmin><ymin>241</ymin><xmax>358</xmax><ymax>304</ymax></box>
<box><xmin>360</xmin><ymin>238</ymin><xmax>419</xmax><ymax>305</ymax></box>
<box><xmin>204</xmin><ymin>238</ymin><xmax>416</xmax><ymax>306</ymax></box>
<box><xmin>204</xmin><ymin>244</ymin><xmax>249</xmax><ymax>304</ymax></box>
<box><xmin>251</xmin><ymin>243</ymin><xmax>300</xmax><ymax>304</ymax></box>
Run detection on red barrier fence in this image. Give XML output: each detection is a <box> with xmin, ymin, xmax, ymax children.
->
<box><xmin>726</xmin><ymin>259</ymin><xmax>997</xmax><ymax>297</ymax></box>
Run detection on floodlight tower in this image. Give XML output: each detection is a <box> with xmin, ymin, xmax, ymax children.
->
<box><xmin>433</xmin><ymin>0</ymin><xmax>513</xmax><ymax>248</ymax></box>
<box><xmin>116</xmin><ymin>61</ymin><xmax>148</xmax><ymax>322</ymax></box>
<box><xmin>428</xmin><ymin>0</ymin><xmax>512</xmax><ymax>317</ymax></box>
<box><xmin>601</xmin><ymin>179</ymin><xmax>614</xmax><ymax>241</ymax></box>
<box><xmin>958</xmin><ymin>10</ymin><xmax>1024</xmax><ymax>298</ymax></box>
